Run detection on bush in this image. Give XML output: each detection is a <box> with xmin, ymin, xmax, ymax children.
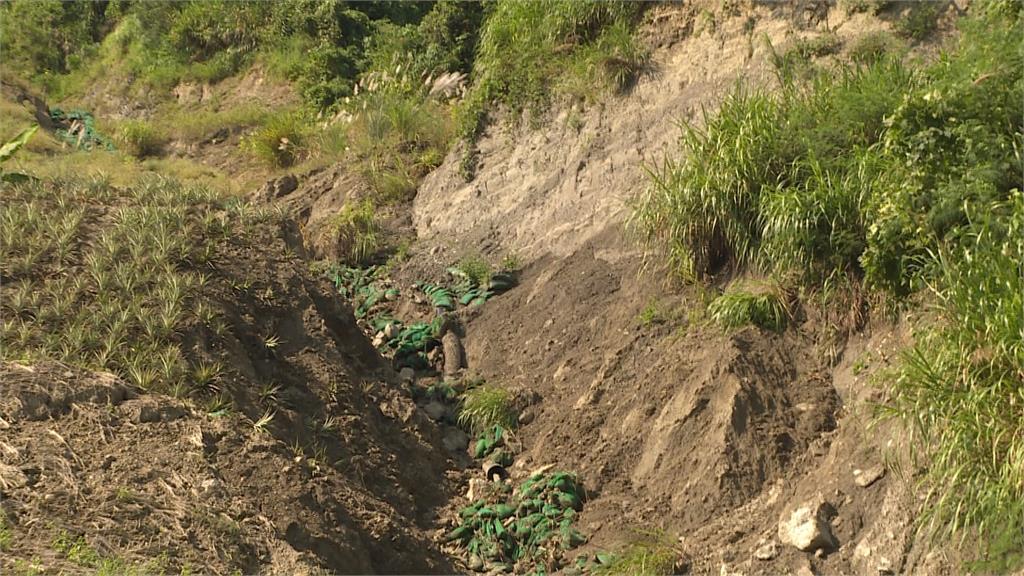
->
<box><xmin>707</xmin><ymin>281</ymin><xmax>789</xmax><ymax>332</ymax></box>
<box><xmin>116</xmin><ymin>120</ymin><xmax>167</xmax><ymax>158</ymax></box>
<box><xmin>241</xmin><ymin>113</ymin><xmax>307</xmax><ymax>167</ymax></box>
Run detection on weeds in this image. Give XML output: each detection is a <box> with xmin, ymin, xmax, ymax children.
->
<box><xmin>458</xmin><ymin>383</ymin><xmax>517</xmax><ymax>435</ymax></box>
<box><xmin>883</xmin><ymin>193</ymin><xmax>1024</xmax><ymax>556</ymax></box>
<box><xmin>0</xmin><ymin>510</ymin><xmax>11</xmax><ymax>551</ymax></box>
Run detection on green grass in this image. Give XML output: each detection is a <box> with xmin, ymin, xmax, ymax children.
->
<box><xmin>707</xmin><ymin>281</ymin><xmax>789</xmax><ymax>332</ymax></box>
<box><xmin>115</xmin><ymin>120</ymin><xmax>167</xmax><ymax>158</ymax></box>
<box><xmin>638</xmin><ymin>299</ymin><xmax>666</xmax><ymax>327</ymax></box>
<box><xmin>894</xmin><ymin>2</ymin><xmax>944</xmax><ymax>42</ymax></box>
<box><xmin>883</xmin><ymin>192</ymin><xmax>1024</xmax><ymax>558</ymax></box>
<box><xmin>52</xmin><ymin>529</ymin><xmax>172</xmax><ymax>575</ymax></box>
<box><xmin>591</xmin><ymin>530</ymin><xmax>679</xmax><ymax>576</ymax></box>
<box><xmin>0</xmin><ymin>511</ymin><xmax>11</xmax><ymax>551</ymax></box>
<box><xmin>328</xmin><ymin>199</ymin><xmax>383</xmax><ymax>266</ymax></box>
<box><xmin>848</xmin><ymin>31</ymin><xmax>906</xmax><ymax>64</ymax></box>
<box><xmin>458</xmin><ymin>383</ymin><xmax>516</xmax><ymax>435</ymax></box>
<box><xmin>240</xmin><ymin>112</ymin><xmax>308</xmax><ymax>167</ymax></box>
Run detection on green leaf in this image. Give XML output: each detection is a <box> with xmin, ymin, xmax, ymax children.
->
<box><xmin>0</xmin><ymin>125</ymin><xmax>38</xmax><ymax>163</ymax></box>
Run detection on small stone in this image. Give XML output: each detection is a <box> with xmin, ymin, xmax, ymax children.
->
<box><xmin>372</xmin><ymin>332</ymin><xmax>386</xmax><ymax>347</ymax></box>
<box><xmin>853</xmin><ymin>464</ymin><xmax>886</xmax><ymax>488</ymax></box>
<box><xmin>468</xmin><ymin>554</ymin><xmax>484</xmax><ymax>571</ymax></box>
<box><xmin>399</xmin><ymin>367</ymin><xmax>415</xmax><ymax>383</ymax></box>
<box><xmin>754</xmin><ymin>541</ymin><xmax>778</xmax><ymax>560</ymax></box>
<box><xmin>815</xmin><ymin>548</ymin><xmax>826</xmax><ymax>558</ymax></box>
<box><xmin>442</xmin><ymin>427</ymin><xmax>469</xmax><ymax>452</ymax></box>
<box><xmin>383</xmin><ymin>322</ymin><xmax>399</xmax><ymax>338</ymax></box>
<box><xmin>877</xmin><ymin>557</ymin><xmax>893</xmax><ymax>574</ymax></box>
<box><xmin>422</xmin><ymin>400</ymin><xmax>446</xmax><ymax>421</ymax></box>
<box><xmin>466</xmin><ymin>478</ymin><xmax>488</xmax><ymax>501</ymax></box>
<box><xmin>778</xmin><ymin>499</ymin><xmax>836</xmax><ymax>552</ymax></box>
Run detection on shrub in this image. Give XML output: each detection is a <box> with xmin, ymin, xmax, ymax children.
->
<box><xmin>893</xmin><ymin>2</ymin><xmax>944</xmax><ymax>42</ymax></box>
<box><xmin>456</xmin><ymin>254</ymin><xmax>493</xmax><ymax>286</ymax></box>
<box><xmin>458</xmin><ymin>383</ymin><xmax>516</xmax><ymax>434</ymax></box>
<box><xmin>116</xmin><ymin>120</ymin><xmax>166</xmax><ymax>158</ymax></box>
<box><xmin>707</xmin><ymin>281</ymin><xmax>789</xmax><ymax>332</ymax></box>
<box><xmin>241</xmin><ymin>113</ymin><xmax>307</xmax><ymax>167</ymax></box>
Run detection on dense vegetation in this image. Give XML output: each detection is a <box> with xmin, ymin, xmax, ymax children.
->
<box><xmin>636</xmin><ymin>3</ymin><xmax>1023</xmax><ymax>559</ymax></box>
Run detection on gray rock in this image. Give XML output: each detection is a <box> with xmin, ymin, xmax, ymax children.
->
<box><xmin>119</xmin><ymin>398</ymin><xmax>187</xmax><ymax>423</ymax></box>
<box><xmin>778</xmin><ymin>499</ymin><xmax>836</xmax><ymax>552</ymax></box>
<box><xmin>399</xmin><ymin>367</ymin><xmax>415</xmax><ymax>383</ymax></box>
<box><xmin>754</xmin><ymin>540</ymin><xmax>778</xmax><ymax>561</ymax></box>
<box><xmin>442</xmin><ymin>427</ymin><xmax>469</xmax><ymax>452</ymax></box>
<box><xmin>517</xmin><ymin>410</ymin><xmax>535</xmax><ymax>426</ymax></box>
<box><xmin>422</xmin><ymin>400</ymin><xmax>446</xmax><ymax>421</ymax></box>
<box><xmin>854</xmin><ymin>464</ymin><xmax>886</xmax><ymax>488</ymax></box>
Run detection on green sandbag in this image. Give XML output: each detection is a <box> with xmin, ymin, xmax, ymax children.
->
<box><xmin>446</xmin><ymin>525</ymin><xmax>473</xmax><ymax>543</ymax></box>
<box><xmin>557</xmin><ymin>492</ymin><xmax>581</xmax><ymax>510</ymax></box>
<box><xmin>493</xmin><ymin>503</ymin><xmax>515</xmax><ymax>519</ymax></box>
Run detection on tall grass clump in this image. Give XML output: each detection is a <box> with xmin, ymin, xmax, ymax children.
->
<box><xmin>707</xmin><ymin>281</ymin><xmax>790</xmax><ymax>332</ymax></box>
<box><xmin>328</xmin><ymin>199</ymin><xmax>382</xmax><ymax>266</ymax></box>
<box><xmin>115</xmin><ymin>120</ymin><xmax>167</xmax><ymax>158</ymax></box>
<box><xmin>241</xmin><ymin>113</ymin><xmax>308</xmax><ymax>167</ymax></box>
<box><xmin>458</xmin><ymin>383</ymin><xmax>516</xmax><ymax>434</ymax></box>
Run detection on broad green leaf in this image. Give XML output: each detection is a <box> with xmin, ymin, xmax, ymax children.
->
<box><xmin>0</xmin><ymin>125</ymin><xmax>39</xmax><ymax>163</ymax></box>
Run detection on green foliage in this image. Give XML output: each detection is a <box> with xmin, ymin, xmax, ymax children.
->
<box><xmin>636</xmin><ymin>6</ymin><xmax>1024</xmax><ymax>559</ymax></box>
<box><xmin>241</xmin><ymin>113</ymin><xmax>307</xmax><ymax>167</ymax></box>
<box><xmin>116</xmin><ymin>120</ymin><xmax>167</xmax><ymax>158</ymax></box>
<box><xmin>0</xmin><ymin>125</ymin><xmax>38</xmax><ymax>183</ymax></box>
<box><xmin>449</xmin><ymin>471</ymin><xmax>587</xmax><ymax>572</ymax></box>
<box><xmin>638</xmin><ymin>300</ymin><xmax>665</xmax><ymax>327</ymax></box>
<box><xmin>883</xmin><ymin>192</ymin><xmax>1024</xmax><ymax>560</ymax></box>
<box><xmin>456</xmin><ymin>254</ymin><xmax>493</xmax><ymax>286</ymax></box>
<box><xmin>0</xmin><ymin>0</ymin><xmax>111</xmax><ymax>77</ymax></box>
<box><xmin>894</xmin><ymin>2</ymin><xmax>944</xmax><ymax>42</ymax></box>
<box><xmin>329</xmin><ymin>199</ymin><xmax>382</xmax><ymax>266</ymax></box>
<box><xmin>459</xmin><ymin>383</ymin><xmax>516</xmax><ymax>435</ymax></box>
<box><xmin>848</xmin><ymin>31</ymin><xmax>906</xmax><ymax>64</ymax></box>
<box><xmin>707</xmin><ymin>282</ymin><xmax>789</xmax><ymax>332</ymax></box>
